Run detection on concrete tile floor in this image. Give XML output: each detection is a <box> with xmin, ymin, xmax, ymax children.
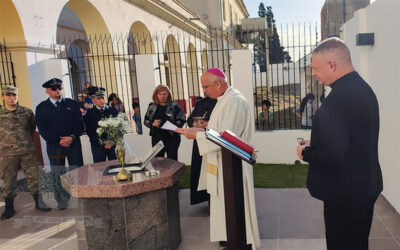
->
<box><xmin>0</xmin><ymin>189</ymin><xmax>399</xmax><ymax>250</ymax></box>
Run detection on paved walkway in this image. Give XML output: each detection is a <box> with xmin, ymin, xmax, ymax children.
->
<box><xmin>0</xmin><ymin>189</ymin><xmax>399</xmax><ymax>250</ymax></box>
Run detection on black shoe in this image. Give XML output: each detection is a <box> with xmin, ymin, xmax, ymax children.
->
<box><xmin>219</xmin><ymin>241</ymin><xmax>227</xmax><ymax>247</ymax></box>
<box><xmin>1</xmin><ymin>198</ymin><xmax>15</xmax><ymax>220</ymax></box>
<box><xmin>32</xmin><ymin>193</ymin><xmax>51</xmax><ymax>212</ymax></box>
<box><xmin>57</xmin><ymin>202</ymin><xmax>68</xmax><ymax>210</ymax></box>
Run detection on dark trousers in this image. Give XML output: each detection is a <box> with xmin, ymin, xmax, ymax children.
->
<box><xmin>151</xmin><ymin>135</ymin><xmax>181</xmax><ymax>161</ymax></box>
<box><xmin>323</xmin><ymin>197</ymin><xmax>376</xmax><ymax>250</ymax></box>
<box><xmin>91</xmin><ymin>144</ymin><xmax>117</xmax><ymax>163</ymax></box>
<box><xmin>190</xmin><ymin>140</ymin><xmax>209</xmax><ymax>204</ymax></box>
<box><xmin>46</xmin><ymin>140</ymin><xmax>83</xmax><ymax>205</ymax></box>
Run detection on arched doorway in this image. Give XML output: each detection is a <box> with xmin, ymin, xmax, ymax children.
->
<box><xmin>164</xmin><ymin>35</ymin><xmax>183</xmax><ymax>102</ymax></box>
<box><xmin>129</xmin><ymin>21</ymin><xmax>155</xmax><ymax>54</ymax></box>
<box><xmin>56</xmin><ymin>0</ymin><xmax>117</xmax><ymax>100</ymax></box>
<box><xmin>66</xmin><ymin>39</ymin><xmax>92</xmax><ymax>97</ymax></box>
<box><xmin>128</xmin><ymin>21</ymin><xmax>155</xmax><ymax>103</ymax></box>
<box><xmin>201</xmin><ymin>49</ymin><xmax>209</xmax><ymax>72</ymax></box>
<box><xmin>186</xmin><ymin>43</ymin><xmax>200</xmax><ymax>107</ymax></box>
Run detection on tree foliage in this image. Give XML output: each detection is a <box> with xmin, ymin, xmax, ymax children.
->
<box><xmin>254</xmin><ymin>3</ymin><xmax>291</xmax><ymax>72</ymax></box>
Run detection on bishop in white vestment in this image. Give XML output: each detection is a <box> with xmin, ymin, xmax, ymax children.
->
<box><xmin>177</xmin><ymin>68</ymin><xmax>261</xmax><ymax>249</ymax></box>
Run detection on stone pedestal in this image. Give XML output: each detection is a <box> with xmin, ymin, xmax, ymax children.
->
<box><xmin>61</xmin><ymin>157</ymin><xmax>185</xmax><ymax>250</ymax></box>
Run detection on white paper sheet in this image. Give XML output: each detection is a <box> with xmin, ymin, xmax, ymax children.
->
<box><xmin>161</xmin><ymin>121</ymin><xmax>178</xmax><ymax>131</ymax></box>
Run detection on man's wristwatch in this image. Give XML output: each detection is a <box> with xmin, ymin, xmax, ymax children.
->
<box><xmin>70</xmin><ymin>135</ymin><xmax>76</xmax><ymax>141</ymax></box>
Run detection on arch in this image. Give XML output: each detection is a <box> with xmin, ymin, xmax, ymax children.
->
<box><xmin>129</xmin><ymin>21</ymin><xmax>155</xmax><ymax>54</ymax></box>
<box><xmin>57</xmin><ymin>0</ymin><xmax>117</xmax><ymax>99</ymax></box>
<box><xmin>0</xmin><ymin>0</ymin><xmax>32</xmax><ymax>108</ymax></box>
<box><xmin>64</xmin><ymin>0</ymin><xmax>111</xmax><ymax>36</ymax></box>
<box><xmin>127</xmin><ymin>21</ymin><xmax>154</xmax><ymax>105</ymax></box>
<box><xmin>186</xmin><ymin>43</ymin><xmax>200</xmax><ymax>103</ymax></box>
<box><xmin>0</xmin><ymin>0</ymin><xmax>25</xmax><ymax>41</ymax></box>
<box><xmin>164</xmin><ymin>35</ymin><xmax>183</xmax><ymax>101</ymax></box>
<box><xmin>201</xmin><ymin>49</ymin><xmax>209</xmax><ymax>72</ymax></box>
<box><xmin>67</xmin><ymin>39</ymin><xmax>92</xmax><ymax>97</ymax></box>
<box><xmin>127</xmin><ymin>38</ymin><xmax>139</xmax><ymax>102</ymax></box>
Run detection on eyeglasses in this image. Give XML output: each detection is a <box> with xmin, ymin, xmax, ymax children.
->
<box><xmin>50</xmin><ymin>86</ymin><xmax>62</xmax><ymax>91</ymax></box>
<box><xmin>201</xmin><ymin>80</ymin><xmax>217</xmax><ymax>90</ymax></box>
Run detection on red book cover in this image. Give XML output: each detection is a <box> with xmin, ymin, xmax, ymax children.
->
<box><xmin>219</xmin><ymin>130</ymin><xmax>254</xmax><ymax>153</ymax></box>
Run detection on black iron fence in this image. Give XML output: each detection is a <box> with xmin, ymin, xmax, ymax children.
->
<box><xmin>154</xmin><ymin>29</ymin><xmax>235</xmax><ymax>113</ymax></box>
<box><xmin>54</xmin><ymin>29</ymin><xmax>235</xmax><ymax>118</ymax></box>
<box><xmin>248</xmin><ymin>23</ymin><xmax>324</xmax><ymax>131</ymax></box>
<box><xmin>53</xmin><ymin>24</ymin><xmax>322</xmax><ymax>130</ymax></box>
<box><xmin>55</xmin><ymin>34</ymin><xmax>141</xmax><ymax>120</ymax></box>
<box><xmin>0</xmin><ymin>41</ymin><xmax>16</xmax><ymax>89</ymax></box>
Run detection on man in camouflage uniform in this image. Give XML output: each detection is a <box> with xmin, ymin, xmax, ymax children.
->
<box><xmin>0</xmin><ymin>86</ymin><xmax>51</xmax><ymax>220</ymax></box>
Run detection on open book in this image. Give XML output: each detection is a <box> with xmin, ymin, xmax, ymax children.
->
<box><xmin>103</xmin><ymin>141</ymin><xmax>164</xmax><ymax>175</ymax></box>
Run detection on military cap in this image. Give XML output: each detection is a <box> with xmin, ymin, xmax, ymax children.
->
<box><xmin>88</xmin><ymin>86</ymin><xmax>106</xmax><ymax>97</ymax></box>
<box><xmin>1</xmin><ymin>85</ymin><xmax>18</xmax><ymax>95</ymax></box>
<box><xmin>42</xmin><ymin>78</ymin><xmax>62</xmax><ymax>88</ymax></box>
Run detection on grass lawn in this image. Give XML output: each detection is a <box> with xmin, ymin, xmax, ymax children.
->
<box><xmin>178</xmin><ymin>163</ymin><xmax>309</xmax><ymax>189</ymax></box>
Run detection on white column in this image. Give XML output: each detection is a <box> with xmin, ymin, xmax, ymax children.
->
<box><xmin>135</xmin><ymin>54</ymin><xmax>159</xmax><ymax>136</ymax></box>
<box><xmin>231</xmin><ymin>50</ymin><xmax>255</xmax><ymax>121</ymax></box>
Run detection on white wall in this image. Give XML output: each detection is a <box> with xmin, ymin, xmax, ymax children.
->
<box><xmin>342</xmin><ymin>0</ymin><xmax>400</xmax><ymax>212</ymax></box>
<box><xmin>254</xmin><ymin>64</ymin><xmax>301</xmax><ymax>87</ymax></box>
<box><xmin>12</xmin><ymin>0</ymin><xmax>205</xmax><ymax>44</ymax></box>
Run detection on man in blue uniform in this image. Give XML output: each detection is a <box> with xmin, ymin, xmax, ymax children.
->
<box><xmin>84</xmin><ymin>87</ymin><xmax>119</xmax><ymax>162</ymax></box>
<box><xmin>36</xmin><ymin>78</ymin><xmax>84</xmax><ymax>210</ymax></box>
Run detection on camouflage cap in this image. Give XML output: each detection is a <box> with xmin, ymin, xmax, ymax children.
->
<box><xmin>1</xmin><ymin>85</ymin><xmax>18</xmax><ymax>95</ymax></box>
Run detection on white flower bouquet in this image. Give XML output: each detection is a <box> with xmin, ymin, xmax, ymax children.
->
<box><xmin>96</xmin><ymin>113</ymin><xmax>132</xmax><ymax>145</ymax></box>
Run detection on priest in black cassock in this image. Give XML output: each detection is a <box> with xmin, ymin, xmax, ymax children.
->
<box><xmin>297</xmin><ymin>37</ymin><xmax>383</xmax><ymax>250</ymax></box>
<box><xmin>84</xmin><ymin>86</ymin><xmax>119</xmax><ymax>163</ymax></box>
<box><xmin>187</xmin><ymin>96</ymin><xmax>217</xmax><ymax>205</ymax></box>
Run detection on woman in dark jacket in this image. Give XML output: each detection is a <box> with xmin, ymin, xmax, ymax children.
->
<box><xmin>144</xmin><ymin>85</ymin><xmax>186</xmax><ymax>160</ymax></box>
<box><xmin>108</xmin><ymin>93</ymin><xmax>125</xmax><ymax>113</ymax></box>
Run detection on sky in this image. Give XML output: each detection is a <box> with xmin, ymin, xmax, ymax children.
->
<box><xmin>243</xmin><ymin>0</ymin><xmax>326</xmax><ymax>26</ymax></box>
<box><xmin>242</xmin><ymin>0</ymin><xmax>326</xmax><ymax>62</ymax></box>
<box><xmin>242</xmin><ymin>0</ymin><xmax>375</xmax><ymax>61</ymax></box>
<box><xmin>243</xmin><ymin>0</ymin><xmax>376</xmax><ymax>26</ymax></box>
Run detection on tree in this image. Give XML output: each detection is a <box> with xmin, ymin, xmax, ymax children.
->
<box><xmin>253</xmin><ymin>3</ymin><xmax>268</xmax><ymax>72</ymax></box>
<box><xmin>254</xmin><ymin>3</ymin><xmax>291</xmax><ymax>72</ymax></box>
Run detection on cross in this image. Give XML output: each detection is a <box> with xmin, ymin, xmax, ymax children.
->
<box><xmin>48</xmin><ymin>148</ymin><xmax>66</xmax><ymax>165</ymax></box>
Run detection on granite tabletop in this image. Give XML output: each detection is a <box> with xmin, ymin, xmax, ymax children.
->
<box><xmin>60</xmin><ymin>157</ymin><xmax>185</xmax><ymax>198</ymax></box>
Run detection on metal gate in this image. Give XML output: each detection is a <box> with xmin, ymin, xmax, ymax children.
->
<box><xmin>54</xmin><ymin>30</ymin><xmax>235</xmax><ymax>117</ymax></box>
<box><xmin>249</xmin><ymin>23</ymin><xmax>324</xmax><ymax>130</ymax></box>
<box><xmin>55</xmin><ymin>34</ymin><xmax>140</xmax><ymax>118</ymax></box>
<box><xmin>54</xmin><ymin>26</ymin><xmax>323</xmax><ymax>131</ymax></box>
<box><xmin>0</xmin><ymin>42</ymin><xmax>16</xmax><ymax>89</ymax></box>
